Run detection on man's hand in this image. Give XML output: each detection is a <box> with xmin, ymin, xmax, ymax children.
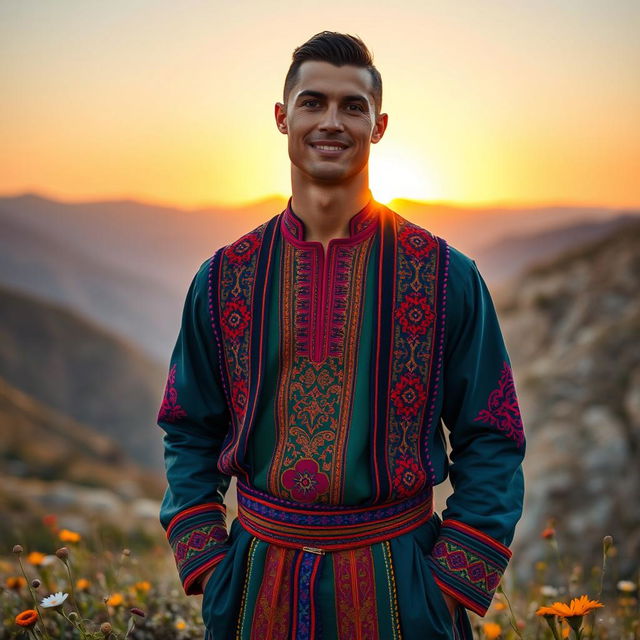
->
<box><xmin>441</xmin><ymin>590</ymin><xmax>459</xmax><ymax>621</ymax></box>
<box><xmin>200</xmin><ymin>566</ymin><xmax>216</xmax><ymax>593</ymax></box>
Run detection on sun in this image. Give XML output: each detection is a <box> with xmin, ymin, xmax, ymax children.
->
<box><xmin>368</xmin><ymin>147</ymin><xmax>436</xmax><ymax>204</ymax></box>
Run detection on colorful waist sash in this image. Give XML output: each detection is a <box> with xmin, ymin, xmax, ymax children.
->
<box><xmin>236</xmin><ymin>480</ymin><xmax>434</xmax><ymax>552</ymax></box>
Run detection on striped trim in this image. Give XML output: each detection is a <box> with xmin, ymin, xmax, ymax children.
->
<box><xmin>237</xmin><ymin>481</ymin><xmax>433</xmax><ymax>551</ymax></box>
<box><xmin>427</xmin><ymin>519</ymin><xmax>512</xmax><ymax>617</ymax></box>
<box><xmin>166</xmin><ymin>503</ymin><xmax>229</xmax><ymax>595</ymax></box>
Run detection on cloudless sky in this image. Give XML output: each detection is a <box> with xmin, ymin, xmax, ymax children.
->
<box><xmin>1</xmin><ymin>0</ymin><xmax>639</xmax><ymax>208</ymax></box>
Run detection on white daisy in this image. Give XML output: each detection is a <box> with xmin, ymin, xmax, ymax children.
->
<box><xmin>41</xmin><ymin>592</ymin><xmax>69</xmax><ymax>608</ymax></box>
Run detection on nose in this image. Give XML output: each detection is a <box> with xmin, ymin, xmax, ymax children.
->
<box><xmin>318</xmin><ymin>103</ymin><xmax>344</xmax><ymax>132</ymax></box>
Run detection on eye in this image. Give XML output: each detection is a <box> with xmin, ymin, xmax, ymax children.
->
<box><xmin>302</xmin><ymin>99</ymin><xmax>320</xmax><ymax>108</ymax></box>
<box><xmin>347</xmin><ymin>103</ymin><xmax>365</xmax><ymax>112</ymax></box>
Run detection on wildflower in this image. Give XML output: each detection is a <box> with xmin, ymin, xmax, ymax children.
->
<box><xmin>175</xmin><ymin>619</ymin><xmax>187</xmax><ymax>630</ymax></box>
<box><xmin>15</xmin><ymin>609</ymin><xmax>38</xmax><ymax>628</ymax></box>
<box><xmin>43</xmin><ymin>514</ymin><xmax>58</xmax><ymax>529</ymax></box>
<box><xmin>107</xmin><ymin>593</ymin><xmax>124</xmax><ymax>606</ymax></box>
<box><xmin>535</xmin><ymin>561</ymin><xmax>547</xmax><ymax>571</ymax></box>
<box><xmin>100</xmin><ymin>621</ymin><xmax>113</xmax><ymax>636</ymax></box>
<box><xmin>55</xmin><ymin>547</ymin><xmax>69</xmax><ymax>562</ymax></box>
<box><xmin>617</xmin><ymin>580</ymin><xmax>637</xmax><ymax>593</ymax></box>
<box><xmin>41</xmin><ymin>591</ymin><xmax>69</xmax><ymax>609</ymax></box>
<box><xmin>6</xmin><ymin>576</ymin><xmax>27</xmax><ymax>590</ymax></box>
<box><xmin>135</xmin><ymin>580</ymin><xmax>151</xmax><ymax>592</ymax></box>
<box><xmin>602</xmin><ymin>535</ymin><xmax>613</xmax><ymax>552</ymax></box>
<box><xmin>122</xmin><ymin>548</ymin><xmax>131</xmax><ymax>556</ymax></box>
<box><xmin>32</xmin><ymin>579</ymin><xmax>41</xmax><ymax>588</ymax></box>
<box><xmin>483</xmin><ymin>621</ymin><xmax>502</xmax><ymax>638</ymax></box>
<box><xmin>541</xmin><ymin>585</ymin><xmax>559</xmax><ymax>598</ymax></box>
<box><xmin>493</xmin><ymin>601</ymin><xmax>507</xmax><ymax>611</ymax></box>
<box><xmin>76</xmin><ymin>578</ymin><xmax>90</xmax><ymax>591</ymax></box>
<box><xmin>27</xmin><ymin>551</ymin><xmax>46</xmax><ymax>566</ymax></box>
<box><xmin>545</xmin><ymin>595</ymin><xmax>604</xmax><ymax>618</ymax></box>
<box><xmin>58</xmin><ymin>529</ymin><xmax>81</xmax><ymax>543</ymax></box>
<box><xmin>12</xmin><ymin>544</ymin><xmax>23</xmax><ymax>554</ymax></box>
<box><xmin>541</xmin><ymin>527</ymin><xmax>555</xmax><ymax>539</ymax></box>
<box><xmin>130</xmin><ymin>607</ymin><xmax>146</xmax><ymax>617</ymax></box>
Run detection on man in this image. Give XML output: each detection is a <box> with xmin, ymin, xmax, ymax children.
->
<box><xmin>157</xmin><ymin>31</ymin><xmax>526</xmax><ymax>640</ymax></box>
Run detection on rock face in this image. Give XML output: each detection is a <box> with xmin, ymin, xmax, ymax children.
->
<box><xmin>498</xmin><ymin>218</ymin><xmax>640</xmax><ymax>584</ymax></box>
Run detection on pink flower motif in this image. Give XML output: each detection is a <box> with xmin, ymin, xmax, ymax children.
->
<box><xmin>474</xmin><ymin>361</ymin><xmax>525</xmax><ymax>448</ymax></box>
<box><xmin>398</xmin><ymin>225</ymin><xmax>437</xmax><ymax>260</ymax></box>
<box><xmin>395</xmin><ymin>294</ymin><xmax>435</xmax><ymax>337</ymax></box>
<box><xmin>392</xmin><ymin>454</ymin><xmax>426</xmax><ymax>497</ymax></box>
<box><xmin>282</xmin><ymin>458</ymin><xmax>330</xmax><ymax>503</ymax></box>
<box><xmin>221</xmin><ymin>298</ymin><xmax>250</xmax><ymax>340</ymax></box>
<box><xmin>158</xmin><ymin>363</ymin><xmax>187</xmax><ymax>423</ymax></box>
<box><xmin>227</xmin><ymin>233</ymin><xmax>260</xmax><ymax>264</ymax></box>
<box><xmin>390</xmin><ymin>373</ymin><xmax>427</xmax><ymax>418</ymax></box>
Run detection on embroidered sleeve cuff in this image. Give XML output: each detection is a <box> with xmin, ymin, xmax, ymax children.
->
<box><xmin>166</xmin><ymin>502</ymin><xmax>230</xmax><ymax>596</ymax></box>
<box><xmin>426</xmin><ymin>519</ymin><xmax>512</xmax><ymax>617</ymax></box>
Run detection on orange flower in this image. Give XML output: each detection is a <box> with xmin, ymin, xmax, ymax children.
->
<box><xmin>541</xmin><ymin>527</ymin><xmax>555</xmax><ymax>539</ymax></box>
<box><xmin>15</xmin><ymin>609</ymin><xmax>38</xmax><ymax>627</ymax></box>
<box><xmin>58</xmin><ymin>529</ymin><xmax>81</xmax><ymax>543</ymax></box>
<box><xmin>5</xmin><ymin>576</ymin><xmax>27</xmax><ymax>590</ymax></box>
<box><xmin>76</xmin><ymin>578</ymin><xmax>90</xmax><ymax>591</ymax></box>
<box><xmin>27</xmin><ymin>551</ymin><xmax>46</xmax><ymax>566</ymax></box>
<box><xmin>483</xmin><ymin>621</ymin><xmax>502</xmax><ymax>639</ymax></box>
<box><xmin>493</xmin><ymin>601</ymin><xmax>507</xmax><ymax>611</ymax></box>
<box><xmin>107</xmin><ymin>593</ymin><xmax>124</xmax><ymax>606</ymax></box>
<box><xmin>536</xmin><ymin>595</ymin><xmax>604</xmax><ymax>618</ymax></box>
<box><xmin>134</xmin><ymin>580</ymin><xmax>151</xmax><ymax>592</ymax></box>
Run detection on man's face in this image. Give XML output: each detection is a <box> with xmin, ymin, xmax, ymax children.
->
<box><xmin>275</xmin><ymin>60</ymin><xmax>387</xmax><ymax>184</ymax></box>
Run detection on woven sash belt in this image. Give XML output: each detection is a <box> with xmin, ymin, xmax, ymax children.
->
<box><xmin>236</xmin><ymin>480</ymin><xmax>434</xmax><ymax>552</ymax></box>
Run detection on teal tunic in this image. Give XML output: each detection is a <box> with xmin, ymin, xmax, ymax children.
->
<box><xmin>157</xmin><ymin>195</ymin><xmax>526</xmax><ymax>640</ymax></box>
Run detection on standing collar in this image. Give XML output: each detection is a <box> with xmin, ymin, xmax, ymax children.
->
<box><xmin>281</xmin><ymin>193</ymin><xmax>381</xmax><ymax>245</ymax></box>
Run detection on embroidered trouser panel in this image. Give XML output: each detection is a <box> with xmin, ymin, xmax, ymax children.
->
<box><xmin>202</xmin><ymin>483</ymin><xmax>474</xmax><ymax>640</ymax></box>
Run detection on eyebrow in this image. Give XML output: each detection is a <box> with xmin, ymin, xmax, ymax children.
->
<box><xmin>295</xmin><ymin>90</ymin><xmax>369</xmax><ymax>105</ymax></box>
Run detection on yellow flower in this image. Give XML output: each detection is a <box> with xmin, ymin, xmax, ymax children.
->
<box><xmin>175</xmin><ymin>619</ymin><xmax>187</xmax><ymax>630</ymax></box>
<box><xmin>106</xmin><ymin>593</ymin><xmax>124</xmax><ymax>606</ymax></box>
<box><xmin>27</xmin><ymin>551</ymin><xmax>46</xmax><ymax>566</ymax></box>
<box><xmin>483</xmin><ymin>621</ymin><xmax>502</xmax><ymax>639</ymax></box>
<box><xmin>76</xmin><ymin>578</ymin><xmax>90</xmax><ymax>591</ymax></box>
<box><xmin>58</xmin><ymin>529</ymin><xmax>81</xmax><ymax>543</ymax></box>
<box><xmin>135</xmin><ymin>580</ymin><xmax>151</xmax><ymax>592</ymax></box>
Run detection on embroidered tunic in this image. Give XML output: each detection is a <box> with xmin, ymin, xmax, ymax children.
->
<box><xmin>157</xmin><ymin>194</ymin><xmax>526</xmax><ymax>640</ymax></box>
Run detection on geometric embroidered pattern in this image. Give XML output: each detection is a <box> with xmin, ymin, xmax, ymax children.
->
<box><xmin>166</xmin><ymin>502</ymin><xmax>229</xmax><ymax>595</ymax></box>
<box><xmin>427</xmin><ymin>519</ymin><xmax>512</xmax><ymax>617</ymax></box>
<box><xmin>474</xmin><ymin>360</ymin><xmax>525</xmax><ymax>448</ymax></box>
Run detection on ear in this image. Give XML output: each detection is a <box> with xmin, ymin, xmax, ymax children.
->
<box><xmin>371</xmin><ymin>112</ymin><xmax>388</xmax><ymax>144</ymax></box>
<box><xmin>275</xmin><ymin>102</ymin><xmax>288</xmax><ymax>134</ymax></box>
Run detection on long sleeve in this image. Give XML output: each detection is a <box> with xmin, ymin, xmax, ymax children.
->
<box><xmin>157</xmin><ymin>256</ymin><xmax>232</xmax><ymax>596</ymax></box>
<box><xmin>427</xmin><ymin>248</ymin><xmax>526</xmax><ymax>617</ymax></box>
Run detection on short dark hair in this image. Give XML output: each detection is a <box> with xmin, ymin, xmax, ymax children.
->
<box><xmin>283</xmin><ymin>31</ymin><xmax>382</xmax><ymax>116</ymax></box>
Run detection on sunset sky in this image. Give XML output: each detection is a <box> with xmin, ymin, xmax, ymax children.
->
<box><xmin>1</xmin><ymin>0</ymin><xmax>638</xmax><ymax>209</ymax></box>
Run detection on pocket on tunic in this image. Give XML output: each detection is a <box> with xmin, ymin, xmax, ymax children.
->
<box><xmin>389</xmin><ymin>514</ymin><xmax>455</xmax><ymax>640</ymax></box>
<box><xmin>201</xmin><ymin>519</ymin><xmax>239</xmax><ymax>637</ymax></box>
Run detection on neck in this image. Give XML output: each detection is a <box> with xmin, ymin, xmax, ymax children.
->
<box><xmin>289</xmin><ymin>171</ymin><xmax>372</xmax><ymax>246</ymax></box>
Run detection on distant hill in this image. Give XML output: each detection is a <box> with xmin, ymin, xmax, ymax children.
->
<box><xmin>0</xmin><ymin>375</ymin><xmax>163</xmax><ymax>497</ymax></box>
<box><xmin>498</xmin><ymin>218</ymin><xmax>640</xmax><ymax>581</ymax></box>
<box><xmin>0</xmin><ymin>283</ymin><xmax>167</xmax><ymax>470</ymax></box>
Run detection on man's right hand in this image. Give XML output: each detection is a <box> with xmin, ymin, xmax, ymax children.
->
<box><xmin>200</xmin><ymin>566</ymin><xmax>216</xmax><ymax>593</ymax></box>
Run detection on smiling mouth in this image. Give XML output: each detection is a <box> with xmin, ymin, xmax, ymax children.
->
<box><xmin>309</xmin><ymin>143</ymin><xmax>349</xmax><ymax>154</ymax></box>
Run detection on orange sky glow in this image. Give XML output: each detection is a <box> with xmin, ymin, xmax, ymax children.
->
<box><xmin>1</xmin><ymin>1</ymin><xmax>639</xmax><ymax>209</ymax></box>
